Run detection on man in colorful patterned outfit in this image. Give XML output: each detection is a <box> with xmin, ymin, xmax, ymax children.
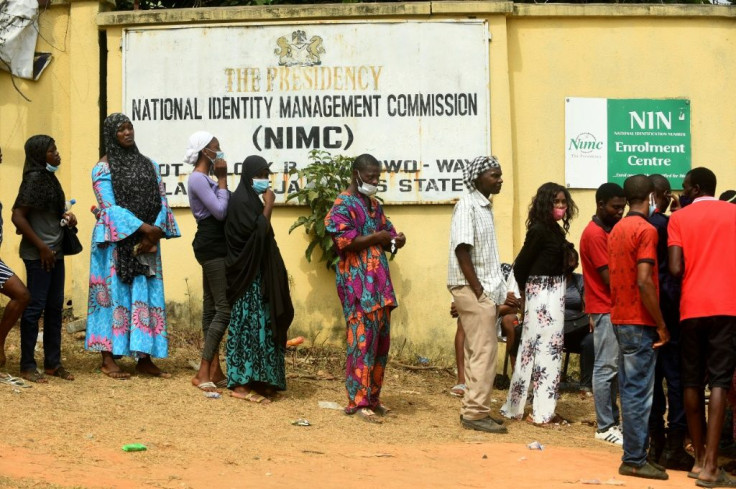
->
<box><xmin>325</xmin><ymin>154</ymin><xmax>406</xmax><ymax>423</ymax></box>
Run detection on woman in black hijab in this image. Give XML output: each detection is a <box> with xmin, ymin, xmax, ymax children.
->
<box><xmin>12</xmin><ymin>135</ymin><xmax>77</xmax><ymax>382</ymax></box>
<box><xmin>84</xmin><ymin>113</ymin><xmax>180</xmax><ymax>379</ymax></box>
<box><xmin>224</xmin><ymin>155</ymin><xmax>293</xmax><ymax>403</ymax></box>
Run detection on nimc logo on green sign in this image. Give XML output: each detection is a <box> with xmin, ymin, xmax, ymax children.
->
<box><xmin>607</xmin><ymin>99</ymin><xmax>691</xmax><ymax>187</ymax></box>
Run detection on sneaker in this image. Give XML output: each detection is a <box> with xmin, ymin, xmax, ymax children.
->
<box><xmin>618</xmin><ymin>461</ymin><xmax>668</xmax><ymax>480</ymax></box>
<box><xmin>461</xmin><ymin>416</ymin><xmax>508</xmax><ymax>434</ymax></box>
<box><xmin>596</xmin><ymin>425</ymin><xmax>623</xmax><ymax>446</ymax></box>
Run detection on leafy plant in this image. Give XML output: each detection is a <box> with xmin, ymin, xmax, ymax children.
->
<box><xmin>286</xmin><ymin>150</ymin><xmax>354</xmax><ymax>269</ymax></box>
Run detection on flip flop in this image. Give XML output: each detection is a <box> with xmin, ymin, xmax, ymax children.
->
<box><xmin>373</xmin><ymin>405</ymin><xmax>392</xmax><ymax>417</ymax></box>
<box><xmin>231</xmin><ymin>391</ymin><xmax>271</xmax><ymax>404</ymax></box>
<box><xmin>527</xmin><ymin>413</ymin><xmax>570</xmax><ymax>428</ymax></box>
<box><xmin>101</xmin><ymin>367</ymin><xmax>130</xmax><ymax>380</ymax></box>
<box><xmin>450</xmin><ymin>383</ymin><xmax>467</xmax><ymax>397</ymax></box>
<box><xmin>697</xmin><ymin>469</ymin><xmax>736</xmax><ymax>488</ymax></box>
<box><xmin>214</xmin><ymin>379</ymin><xmax>228</xmax><ymax>388</ymax></box>
<box><xmin>195</xmin><ymin>381</ymin><xmax>219</xmax><ymax>392</ymax></box>
<box><xmin>356</xmin><ymin>408</ymin><xmax>383</xmax><ymax>424</ymax></box>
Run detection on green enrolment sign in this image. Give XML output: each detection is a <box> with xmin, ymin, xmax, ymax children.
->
<box><xmin>565</xmin><ymin>98</ymin><xmax>691</xmax><ymax>189</ymax></box>
<box><xmin>607</xmin><ymin>99</ymin><xmax>691</xmax><ymax>188</ymax></box>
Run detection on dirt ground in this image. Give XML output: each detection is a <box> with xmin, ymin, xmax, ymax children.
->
<box><xmin>0</xmin><ymin>326</ymin><xmax>697</xmax><ymax>489</ymax></box>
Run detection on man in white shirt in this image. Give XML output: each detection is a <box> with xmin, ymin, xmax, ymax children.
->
<box><xmin>447</xmin><ymin>155</ymin><xmax>507</xmax><ymax>434</ymax></box>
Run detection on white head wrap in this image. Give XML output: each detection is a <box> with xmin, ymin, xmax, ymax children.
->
<box><xmin>184</xmin><ymin>131</ymin><xmax>215</xmax><ymax>165</ymax></box>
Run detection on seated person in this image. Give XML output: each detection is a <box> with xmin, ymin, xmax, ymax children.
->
<box><xmin>562</xmin><ymin>246</ymin><xmax>594</xmax><ymax>393</ymax></box>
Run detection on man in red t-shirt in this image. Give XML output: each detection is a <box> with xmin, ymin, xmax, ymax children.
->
<box><xmin>668</xmin><ymin>167</ymin><xmax>736</xmax><ymax>487</ymax></box>
<box><xmin>609</xmin><ymin>175</ymin><xmax>669</xmax><ymax>481</ymax></box>
<box><xmin>580</xmin><ymin>183</ymin><xmax>626</xmax><ymax>446</ymax></box>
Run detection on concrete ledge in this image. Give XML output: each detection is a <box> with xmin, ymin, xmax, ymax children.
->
<box><xmin>97</xmin><ymin>1</ymin><xmax>736</xmax><ymax>27</ymax></box>
<box><xmin>97</xmin><ymin>2</ymin><xmax>431</xmax><ymax>27</ymax></box>
<box><xmin>431</xmin><ymin>1</ymin><xmax>513</xmax><ymax>15</ymax></box>
<box><xmin>513</xmin><ymin>4</ymin><xmax>736</xmax><ymax>18</ymax></box>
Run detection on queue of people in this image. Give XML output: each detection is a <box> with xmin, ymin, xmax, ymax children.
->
<box><xmin>446</xmin><ymin>160</ymin><xmax>736</xmax><ymax>487</ymax></box>
<box><xmin>1</xmin><ymin>120</ymin><xmax>736</xmax><ymax>485</ymax></box>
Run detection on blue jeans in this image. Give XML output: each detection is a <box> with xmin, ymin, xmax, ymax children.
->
<box><xmin>592</xmin><ymin>313</ymin><xmax>620</xmax><ymax>431</ymax></box>
<box><xmin>615</xmin><ymin>324</ymin><xmax>659</xmax><ymax>467</ymax></box>
<box><xmin>20</xmin><ymin>258</ymin><xmax>65</xmax><ymax>372</ymax></box>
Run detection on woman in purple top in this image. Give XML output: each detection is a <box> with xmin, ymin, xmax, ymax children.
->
<box><xmin>185</xmin><ymin>131</ymin><xmax>230</xmax><ymax>392</ymax></box>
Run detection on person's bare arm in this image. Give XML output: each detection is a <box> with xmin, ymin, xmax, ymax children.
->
<box><xmin>668</xmin><ymin>246</ymin><xmax>683</xmax><ymax>278</ymax></box>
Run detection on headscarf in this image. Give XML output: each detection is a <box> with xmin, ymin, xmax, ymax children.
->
<box><xmin>225</xmin><ymin>155</ymin><xmax>293</xmax><ymax>347</ymax></box>
<box><xmin>184</xmin><ymin>131</ymin><xmax>214</xmax><ymax>165</ymax></box>
<box><xmin>463</xmin><ymin>155</ymin><xmax>501</xmax><ymax>191</ymax></box>
<box><xmin>103</xmin><ymin>113</ymin><xmax>161</xmax><ymax>284</ymax></box>
<box><xmin>13</xmin><ymin>135</ymin><xmax>65</xmax><ymax>215</ymax></box>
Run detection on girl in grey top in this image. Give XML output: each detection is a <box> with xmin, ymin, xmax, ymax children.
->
<box><xmin>12</xmin><ymin>135</ymin><xmax>77</xmax><ymax>383</ymax></box>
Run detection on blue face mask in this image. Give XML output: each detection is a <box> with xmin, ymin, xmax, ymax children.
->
<box><xmin>678</xmin><ymin>194</ymin><xmax>693</xmax><ymax>208</ymax></box>
<box><xmin>252</xmin><ymin>178</ymin><xmax>270</xmax><ymax>195</ymax></box>
<box><xmin>46</xmin><ymin>163</ymin><xmax>58</xmax><ymax>173</ymax></box>
<box><xmin>204</xmin><ymin>149</ymin><xmax>225</xmax><ymax>164</ymax></box>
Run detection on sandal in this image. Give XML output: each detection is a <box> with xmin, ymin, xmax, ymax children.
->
<box><xmin>355</xmin><ymin>407</ymin><xmax>383</xmax><ymax>424</ymax></box>
<box><xmin>21</xmin><ymin>370</ymin><xmax>48</xmax><ymax>384</ymax></box>
<box><xmin>47</xmin><ymin>366</ymin><xmax>74</xmax><ymax>381</ymax></box>
<box><xmin>373</xmin><ymin>405</ymin><xmax>392</xmax><ymax>417</ymax></box>
<box><xmin>195</xmin><ymin>381</ymin><xmax>219</xmax><ymax>392</ymax></box>
<box><xmin>450</xmin><ymin>383</ymin><xmax>468</xmax><ymax>397</ymax></box>
<box><xmin>231</xmin><ymin>391</ymin><xmax>271</xmax><ymax>404</ymax></box>
<box><xmin>526</xmin><ymin>413</ymin><xmax>570</xmax><ymax>428</ymax></box>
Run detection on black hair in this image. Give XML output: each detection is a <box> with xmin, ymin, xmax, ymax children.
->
<box><xmin>595</xmin><ymin>182</ymin><xmax>625</xmax><ymax>205</ymax></box>
<box><xmin>623</xmin><ymin>174</ymin><xmax>654</xmax><ymax>204</ymax></box>
<box><xmin>648</xmin><ymin>174</ymin><xmax>671</xmax><ymax>194</ymax></box>
<box><xmin>687</xmin><ymin>167</ymin><xmax>717</xmax><ymax>196</ymax></box>
<box><xmin>526</xmin><ymin>182</ymin><xmax>578</xmax><ymax>234</ymax></box>
<box><xmin>720</xmin><ymin>189</ymin><xmax>736</xmax><ymax>204</ymax></box>
<box><xmin>353</xmin><ymin>153</ymin><xmax>381</xmax><ymax>172</ymax></box>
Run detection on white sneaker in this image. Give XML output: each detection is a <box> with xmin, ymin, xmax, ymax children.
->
<box><xmin>595</xmin><ymin>425</ymin><xmax>623</xmax><ymax>446</ymax></box>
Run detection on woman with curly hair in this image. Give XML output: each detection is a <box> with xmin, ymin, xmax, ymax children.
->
<box><xmin>501</xmin><ymin>182</ymin><xmax>578</xmax><ymax>426</ymax></box>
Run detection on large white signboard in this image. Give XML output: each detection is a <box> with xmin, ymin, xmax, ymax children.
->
<box><xmin>123</xmin><ymin>21</ymin><xmax>491</xmax><ymax>206</ymax></box>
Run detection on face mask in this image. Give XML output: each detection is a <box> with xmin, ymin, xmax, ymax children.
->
<box><xmin>204</xmin><ymin>149</ymin><xmax>225</xmax><ymax>164</ymax></box>
<box><xmin>46</xmin><ymin>163</ymin><xmax>58</xmax><ymax>173</ymax></box>
<box><xmin>356</xmin><ymin>174</ymin><xmax>378</xmax><ymax>197</ymax></box>
<box><xmin>648</xmin><ymin>193</ymin><xmax>657</xmax><ymax>217</ymax></box>
<box><xmin>553</xmin><ymin>207</ymin><xmax>567</xmax><ymax>221</ymax></box>
<box><xmin>252</xmin><ymin>178</ymin><xmax>270</xmax><ymax>195</ymax></box>
<box><xmin>678</xmin><ymin>194</ymin><xmax>693</xmax><ymax>208</ymax></box>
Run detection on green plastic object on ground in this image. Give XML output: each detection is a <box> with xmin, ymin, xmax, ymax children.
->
<box><xmin>121</xmin><ymin>443</ymin><xmax>147</xmax><ymax>452</ymax></box>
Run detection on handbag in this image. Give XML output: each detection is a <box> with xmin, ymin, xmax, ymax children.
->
<box><xmin>61</xmin><ymin>226</ymin><xmax>83</xmax><ymax>255</ymax></box>
<box><xmin>564</xmin><ymin>313</ymin><xmax>590</xmax><ymax>335</ymax></box>
<box><xmin>563</xmin><ymin>275</ymin><xmax>588</xmax><ymax>335</ymax></box>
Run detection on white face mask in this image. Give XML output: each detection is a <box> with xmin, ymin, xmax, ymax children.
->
<box><xmin>356</xmin><ymin>173</ymin><xmax>378</xmax><ymax>197</ymax></box>
<box><xmin>648</xmin><ymin>192</ymin><xmax>657</xmax><ymax>217</ymax></box>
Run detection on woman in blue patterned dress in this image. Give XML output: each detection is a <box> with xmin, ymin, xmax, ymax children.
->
<box><xmin>85</xmin><ymin>113</ymin><xmax>180</xmax><ymax>379</ymax></box>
